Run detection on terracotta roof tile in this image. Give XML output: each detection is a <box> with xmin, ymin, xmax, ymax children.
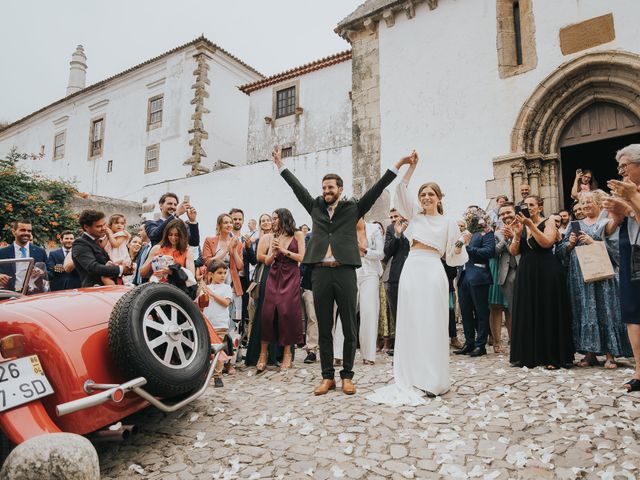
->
<box><xmin>0</xmin><ymin>36</ymin><xmax>263</xmax><ymax>134</ymax></box>
<box><xmin>238</xmin><ymin>50</ymin><xmax>352</xmax><ymax>94</ymax></box>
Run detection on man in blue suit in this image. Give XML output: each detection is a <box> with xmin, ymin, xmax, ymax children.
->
<box><xmin>454</xmin><ymin>210</ymin><xmax>495</xmax><ymax>357</ymax></box>
<box><xmin>0</xmin><ymin>219</ymin><xmax>48</xmax><ymax>293</ymax></box>
<box><xmin>47</xmin><ymin>230</ymin><xmax>81</xmax><ymax>291</ymax></box>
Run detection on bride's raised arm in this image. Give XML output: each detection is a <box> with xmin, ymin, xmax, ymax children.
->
<box><xmin>394</xmin><ymin>151</ymin><xmax>419</xmax><ymax>220</ymax></box>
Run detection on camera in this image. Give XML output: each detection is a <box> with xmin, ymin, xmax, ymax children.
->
<box><xmin>519</xmin><ymin>205</ymin><xmax>531</xmax><ymax>218</ymax></box>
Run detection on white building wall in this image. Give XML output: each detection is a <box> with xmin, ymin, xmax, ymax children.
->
<box><xmin>140</xmin><ymin>149</ymin><xmax>353</xmax><ymax>237</ymax></box>
<box><xmin>246</xmin><ymin>61</ymin><xmax>352</xmax><ymax>164</ymax></box>
<box><xmin>0</xmin><ymin>46</ymin><xmax>259</xmax><ymax>200</ymax></box>
<box><xmin>205</xmin><ymin>55</ymin><xmax>257</xmax><ymax>167</ymax></box>
<box><xmin>378</xmin><ymin>0</ymin><xmax>640</xmax><ymax>217</ymax></box>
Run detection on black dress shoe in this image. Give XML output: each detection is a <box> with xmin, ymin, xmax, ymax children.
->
<box><xmin>469</xmin><ymin>347</ymin><xmax>487</xmax><ymax>357</ymax></box>
<box><xmin>304</xmin><ymin>352</ymin><xmax>317</xmax><ymax>364</ymax></box>
<box><xmin>453</xmin><ymin>345</ymin><xmax>474</xmax><ymax>355</ymax></box>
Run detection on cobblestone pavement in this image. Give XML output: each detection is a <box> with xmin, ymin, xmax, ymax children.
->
<box><xmin>98</xmin><ymin>347</ymin><xmax>640</xmax><ymax>479</ymax></box>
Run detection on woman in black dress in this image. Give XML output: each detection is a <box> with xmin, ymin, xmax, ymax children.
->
<box><xmin>245</xmin><ymin>213</ymin><xmax>276</xmax><ymax>367</ymax></box>
<box><xmin>509</xmin><ymin>195</ymin><xmax>573</xmax><ymax>369</ymax></box>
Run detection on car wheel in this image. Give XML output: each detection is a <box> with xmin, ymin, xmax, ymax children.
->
<box><xmin>108</xmin><ymin>283</ymin><xmax>211</xmax><ymax>397</ymax></box>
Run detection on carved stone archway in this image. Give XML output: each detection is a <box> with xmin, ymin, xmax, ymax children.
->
<box><xmin>487</xmin><ymin>50</ymin><xmax>640</xmax><ymax>213</ymax></box>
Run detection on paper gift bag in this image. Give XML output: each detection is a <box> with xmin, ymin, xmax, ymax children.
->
<box><xmin>575</xmin><ymin>241</ymin><xmax>615</xmax><ymax>283</ymax></box>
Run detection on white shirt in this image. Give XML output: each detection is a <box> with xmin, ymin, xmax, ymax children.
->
<box><xmin>394</xmin><ymin>181</ymin><xmax>468</xmax><ymax>267</ymax></box>
<box><xmin>203</xmin><ymin>283</ymin><xmax>233</xmax><ymax>329</ymax></box>
<box><xmin>359</xmin><ymin>223</ymin><xmax>385</xmax><ymax>277</ymax></box>
<box><xmin>13</xmin><ymin>242</ymin><xmax>30</xmax><ymax>291</ymax></box>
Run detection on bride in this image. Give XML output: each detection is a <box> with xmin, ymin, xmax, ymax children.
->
<box><xmin>367</xmin><ymin>151</ymin><xmax>468</xmax><ymax>406</ymax></box>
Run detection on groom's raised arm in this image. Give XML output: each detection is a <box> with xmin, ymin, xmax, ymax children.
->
<box><xmin>357</xmin><ymin>153</ymin><xmax>418</xmax><ymax>218</ymax></box>
<box><xmin>280</xmin><ymin>168</ymin><xmax>315</xmax><ymax>215</ymax></box>
<box><xmin>272</xmin><ymin>146</ymin><xmax>314</xmax><ymax>215</ymax></box>
<box><xmin>357</xmin><ymin>167</ymin><xmax>398</xmax><ymax>218</ymax></box>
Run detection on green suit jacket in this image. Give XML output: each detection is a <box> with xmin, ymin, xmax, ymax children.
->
<box><xmin>281</xmin><ymin>168</ymin><xmax>397</xmax><ymax>267</ymax></box>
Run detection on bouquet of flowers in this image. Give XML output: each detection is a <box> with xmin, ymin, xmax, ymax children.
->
<box><xmin>149</xmin><ymin>255</ymin><xmax>175</xmax><ymax>283</ymax></box>
<box><xmin>455</xmin><ymin>207</ymin><xmax>493</xmax><ymax>248</ymax></box>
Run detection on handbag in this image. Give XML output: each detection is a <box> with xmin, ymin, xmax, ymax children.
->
<box><xmin>575</xmin><ymin>241</ymin><xmax>615</xmax><ymax>283</ymax></box>
<box><xmin>196</xmin><ymin>279</ymin><xmax>209</xmax><ymax>308</ymax></box>
<box><xmin>630</xmin><ymin>222</ymin><xmax>640</xmax><ymax>282</ymax></box>
<box><xmin>247</xmin><ymin>263</ymin><xmax>265</xmax><ymax>300</ymax></box>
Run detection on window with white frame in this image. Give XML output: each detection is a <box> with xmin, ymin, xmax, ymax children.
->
<box><xmin>145</xmin><ymin>144</ymin><xmax>160</xmax><ymax>173</ymax></box>
<box><xmin>53</xmin><ymin>131</ymin><xmax>65</xmax><ymax>160</ymax></box>
<box><xmin>147</xmin><ymin>95</ymin><xmax>163</xmax><ymax>129</ymax></box>
<box><xmin>89</xmin><ymin>117</ymin><xmax>104</xmax><ymax>157</ymax></box>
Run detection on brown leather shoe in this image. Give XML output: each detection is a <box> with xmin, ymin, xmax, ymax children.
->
<box><xmin>341</xmin><ymin>379</ymin><xmax>356</xmax><ymax>395</ymax></box>
<box><xmin>313</xmin><ymin>379</ymin><xmax>336</xmax><ymax>396</ymax></box>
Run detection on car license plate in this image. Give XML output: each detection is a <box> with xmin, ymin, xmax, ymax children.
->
<box><xmin>0</xmin><ymin>355</ymin><xmax>54</xmax><ymax>412</ymax></box>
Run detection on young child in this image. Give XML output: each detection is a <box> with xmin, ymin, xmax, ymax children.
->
<box><xmin>202</xmin><ymin>260</ymin><xmax>234</xmax><ymax>387</ymax></box>
<box><xmin>100</xmin><ymin>213</ymin><xmax>131</xmax><ymax>285</ymax></box>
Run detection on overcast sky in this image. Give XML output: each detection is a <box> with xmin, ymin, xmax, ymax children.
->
<box><xmin>0</xmin><ymin>0</ymin><xmax>363</xmax><ymax>123</ymax></box>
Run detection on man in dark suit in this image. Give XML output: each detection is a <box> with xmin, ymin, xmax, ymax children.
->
<box><xmin>273</xmin><ymin>146</ymin><xmax>412</xmax><ymax>395</ymax></box>
<box><xmin>145</xmin><ymin>192</ymin><xmax>200</xmax><ymax>247</ymax></box>
<box><xmin>454</xmin><ymin>215</ymin><xmax>495</xmax><ymax>357</ymax></box>
<box><xmin>383</xmin><ymin>208</ymin><xmax>410</xmax><ymax>334</ymax></box>
<box><xmin>47</xmin><ymin>230</ymin><xmax>81</xmax><ymax>291</ymax></box>
<box><xmin>72</xmin><ymin>209</ymin><xmax>131</xmax><ymax>288</ymax></box>
<box><xmin>0</xmin><ymin>219</ymin><xmax>48</xmax><ymax>293</ymax></box>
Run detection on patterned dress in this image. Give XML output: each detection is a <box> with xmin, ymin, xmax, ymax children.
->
<box><xmin>556</xmin><ymin>219</ymin><xmax>632</xmax><ymax>357</ymax></box>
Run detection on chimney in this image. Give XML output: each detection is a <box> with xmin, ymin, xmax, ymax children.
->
<box><xmin>66</xmin><ymin>45</ymin><xmax>87</xmax><ymax>96</ymax></box>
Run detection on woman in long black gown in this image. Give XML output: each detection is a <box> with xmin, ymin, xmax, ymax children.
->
<box><xmin>509</xmin><ymin>195</ymin><xmax>573</xmax><ymax>369</ymax></box>
<box><xmin>245</xmin><ymin>214</ymin><xmax>278</xmax><ymax>367</ymax></box>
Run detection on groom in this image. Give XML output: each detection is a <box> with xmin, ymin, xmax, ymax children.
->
<box><xmin>273</xmin><ymin>146</ymin><xmax>409</xmax><ymax>395</ymax></box>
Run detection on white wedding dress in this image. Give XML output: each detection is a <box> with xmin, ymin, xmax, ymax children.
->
<box><xmin>366</xmin><ymin>180</ymin><xmax>468</xmax><ymax>406</ymax></box>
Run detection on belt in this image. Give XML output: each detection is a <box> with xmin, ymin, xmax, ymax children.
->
<box><xmin>315</xmin><ymin>261</ymin><xmax>343</xmax><ymax>268</ymax></box>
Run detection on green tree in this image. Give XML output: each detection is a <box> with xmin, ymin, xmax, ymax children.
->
<box><xmin>0</xmin><ymin>147</ymin><xmax>78</xmax><ymax>248</ymax></box>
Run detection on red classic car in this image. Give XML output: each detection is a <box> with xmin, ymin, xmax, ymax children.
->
<box><xmin>0</xmin><ymin>257</ymin><xmax>222</xmax><ymax>448</ymax></box>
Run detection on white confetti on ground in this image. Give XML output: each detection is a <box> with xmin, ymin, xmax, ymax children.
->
<box><xmin>128</xmin><ymin>464</ymin><xmax>145</xmax><ymax>475</ymax></box>
<box><xmin>331</xmin><ymin>465</ymin><xmax>345</xmax><ymax>478</ymax></box>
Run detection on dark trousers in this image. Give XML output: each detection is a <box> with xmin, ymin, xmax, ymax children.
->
<box><xmin>386</xmin><ymin>281</ymin><xmax>399</xmax><ymax>323</ymax></box>
<box><xmin>240</xmin><ymin>276</ymin><xmax>250</xmax><ymax>322</ymax></box>
<box><xmin>311</xmin><ymin>265</ymin><xmax>357</xmax><ymax>379</ymax></box>
<box><xmin>448</xmin><ymin>307</ymin><xmax>457</xmax><ymax>338</ymax></box>
<box><xmin>458</xmin><ymin>277</ymin><xmax>490</xmax><ymax>349</ymax></box>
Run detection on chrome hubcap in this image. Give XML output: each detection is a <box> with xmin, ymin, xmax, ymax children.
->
<box><xmin>142</xmin><ymin>300</ymin><xmax>198</xmax><ymax>369</ymax></box>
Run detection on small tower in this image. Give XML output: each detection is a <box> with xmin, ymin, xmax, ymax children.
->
<box><xmin>66</xmin><ymin>45</ymin><xmax>87</xmax><ymax>96</ymax></box>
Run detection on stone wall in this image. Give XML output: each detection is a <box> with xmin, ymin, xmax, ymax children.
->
<box><xmin>69</xmin><ymin>195</ymin><xmax>143</xmax><ymax>230</ymax></box>
<box><xmin>350</xmin><ymin>29</ymin><xmax>388</xmax><ymax>221</ymax></box>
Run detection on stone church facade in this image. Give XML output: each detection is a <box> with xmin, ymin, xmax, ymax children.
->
<box><xmin>337</xmin><ymin>0</ymin><xmax>640</xmax><ymax>217</ymax></box>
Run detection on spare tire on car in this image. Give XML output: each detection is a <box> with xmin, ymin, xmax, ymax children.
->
<box><xmin>108</xmin><ymin>283</ymin><xmax>211</xmax><ymax>397</ymax></box>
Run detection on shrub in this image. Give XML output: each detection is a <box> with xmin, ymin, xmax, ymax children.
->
<box><xmin>0</xmin><ymin>147</ymin><xmax>78</xmax><ymax>247</ymax></box>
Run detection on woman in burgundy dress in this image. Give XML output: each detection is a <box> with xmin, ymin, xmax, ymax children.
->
<box><xmin>258</xmin><ymin>208</ymin><xmax>306</xmax><ymax>372</ymax></box>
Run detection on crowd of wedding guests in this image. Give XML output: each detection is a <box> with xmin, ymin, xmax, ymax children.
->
<box><xmin>2</xmin><ymin>144</ymin><xmax>639</xmax><ymax>393</ymax></box>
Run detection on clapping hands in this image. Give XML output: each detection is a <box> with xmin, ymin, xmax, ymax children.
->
<box><xmin>270</xmin><ymin>237</ymin><xmax>281</xmax><ymax>254</ymax></box>
<box><xmin>607</xmin><ymin>179</ymin><xmax>639</xmax><ymax>200</ymax></box>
